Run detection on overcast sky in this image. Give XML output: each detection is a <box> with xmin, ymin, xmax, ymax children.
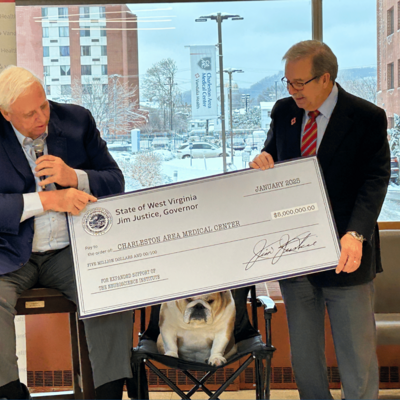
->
<box><xmin>128</xmin><ymin>0</ymin><xmax>377</xmax><ymax>92</ymax></box>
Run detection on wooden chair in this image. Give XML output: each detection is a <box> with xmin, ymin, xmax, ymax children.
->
<box><xmin>15</xmin><ymin>288</ymin><xmax>95</xmax><ymax>399</ymax></box>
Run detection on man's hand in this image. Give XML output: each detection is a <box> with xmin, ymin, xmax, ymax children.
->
<box><xmin>39</xmin><ymin>188</ymin><xmax>97</xmax><ymax>216</ymax></box>
<box><xmin>249</xmin><ymin>152</ymin><xmax>275</xmax><ymax>170</ymax></box>
<box><xmin>35</xmin><ymin>155</ymin><xmax>78</xmax><ymax>188</ymax></box>
<box><xmin>335</xmin><ymin>233</ymin><xmax>363</xmax><ymax>274</ymax></box>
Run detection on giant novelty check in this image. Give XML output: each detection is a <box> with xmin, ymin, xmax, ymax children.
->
<box><xmin>68</xmin><ymin>156</ymin><xmax>341</xmax><ymax>318</ymax></box>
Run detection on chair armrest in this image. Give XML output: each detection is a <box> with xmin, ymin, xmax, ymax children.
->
<box><xmin>257</xmin><ymin>296</ymin><xmax>277</xmax><ymax>315</ymax></box>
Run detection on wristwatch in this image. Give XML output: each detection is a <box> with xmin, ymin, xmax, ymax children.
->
<box><xmin>346</xmin><ymin>231</ymin><xmax>365</xmax><ymax>243</ymax></box>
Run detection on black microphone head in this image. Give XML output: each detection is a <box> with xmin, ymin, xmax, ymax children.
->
<box><xmin>32</xmin><ymin>138</ymin><xmax>45</xmax><ymax>157</ymax></box>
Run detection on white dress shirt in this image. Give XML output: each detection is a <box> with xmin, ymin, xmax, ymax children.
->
<box><xmin>300</xmin><ymin>83</ymin><xmax>339</xmax><ymax>152</ymax></box>
<box><xmin>13</xmin><ymin>125</ymin><xmax>91</xmax><ymax>252</ymax></box>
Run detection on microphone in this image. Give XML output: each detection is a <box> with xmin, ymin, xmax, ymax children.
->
<box><xmin>32</xmin><ymin>138</ymin><xmax>46</xmax><ymax>190</ymax></box>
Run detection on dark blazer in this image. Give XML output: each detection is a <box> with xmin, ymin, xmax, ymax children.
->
<box><xmin>0</xmin><ymin>101</ymin><xmax>124</xmax><ymax>275</ymax></box>
<box><xmin>262</xmin><ymin>84</ymin><xmax>390</xmax><ymax>287</ymax></box>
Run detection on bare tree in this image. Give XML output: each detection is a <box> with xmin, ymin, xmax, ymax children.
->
<box><xmin>68</xmin><ymin>77</ymin><xmax>147</xmax><ymax>138</ymax></box>
<box><xmin>257</xmin><ymin>83</ymin><xmax>288</xmax><ymax>104</ymax></box>
<box><xmin>339</xmin><ymin>77</ymin><xmax>377</xmax><ymax>104</ymax></box>
<box><xmin>131</xmin><ymin>152</ymin><xmax>163</xmax><ymax>188</ymax></box>
<box><xmin>141</xmin><ymin>58</ymin><xmax>182</xmax><ymax>131</ymax></box>
<box><xmin>389</xmin><ymin>114</ymin><xmax>400</xmax><ymax>155</ymax></box>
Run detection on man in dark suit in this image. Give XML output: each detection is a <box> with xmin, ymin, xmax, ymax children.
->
<box><xmin>0</xmin><ymin>66</ymin><xmax>133</xmax><ymax>399</ymax></box>
<box><xmin>250</xmin><ymin>41</ymin><xmax>390</xmax><ymax>399</ymax></box>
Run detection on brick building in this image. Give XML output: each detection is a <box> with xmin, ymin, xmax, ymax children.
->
<box><xmin>15</xmin><ymin>4</ymin><xmax>142</xmax><ymax>134</ymax></box>
<box><xmin>377</xmin><ymin>0</ymin><xmax>400</xmax><ymax>128</ymax></box>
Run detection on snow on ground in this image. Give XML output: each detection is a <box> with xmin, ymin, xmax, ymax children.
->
<box><xmin>110</xmin><ymin>149</ymin><xmax>259</xmax><ymax>190</ymax></box>
<box><xmin>110</xmin><ymin>149</ymin><xmax>400</xmax><ymax>221</ymax></box>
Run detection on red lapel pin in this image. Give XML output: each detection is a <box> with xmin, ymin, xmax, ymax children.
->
<box><xmin>291</xmin><ymin>117</ymin><xmax>296</xmax><ymax>125</ymax></box>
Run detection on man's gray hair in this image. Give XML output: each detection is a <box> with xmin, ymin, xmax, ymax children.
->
<box><xmin>282</xmin><ymin>40</ymin><xmax>338</xmax><ymax>83</ymax></box>
<box><xmin>0</xmin><ymin>66</ymin><xmax>43</xmax><ymax>112</ymax></box>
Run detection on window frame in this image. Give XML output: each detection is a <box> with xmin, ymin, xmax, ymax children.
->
<box><xmin>58</xmin><ymin>7</ymin><xmax>68</xmax><ymax>19</ymax></box>
<box><xmin>60</xmin><ymin>65</ymin><xmax>71</xmax><ymax>76</ymax></box>
<box><xmin>14</xmin><ymin>0</ymin><xmax>400</xmax><ymax>226</ymax></box>
<box><xmin>387</xmin><ymin>6</ymin><xmax>394</xmax><ymax>36</ymax></box>
<box><xmin>81</xmin><ymin>45</ymin><xmax>91</xmax><ymax>56</ymax></box>
<box><xmin>81</xmin><ymin>65</ymin><xmax>92</xmax><ymax>76</ymax></box>
<box><xmin>58</xmin><ymin>26</ymin><xmax>69</xmax><ymax>37</ymax></box>
<box><xmin>388</xmin><ymin>62</ymin><xmax>395</xmax><ymax>90</ymax></box>
<box><xmin>59</xmin><ymin>46</ymin><xmax>70</xmax><ymax>57</ymax></box>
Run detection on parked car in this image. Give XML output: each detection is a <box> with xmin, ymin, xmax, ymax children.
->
<box><xmin>107</xmin><ymin>141</ymin><xmax>131</xmax><ymax>152</ymax></box>
<box><xmin>203</xmin><ymin>135</ymin><xmax>220</xmax><ymax>145</ymax></box>
<box><xmin>152</xmin><ymin>137</ymin><xmax>171</xmax><ymax>150</ymax></box>
<box><xmin>187</xmin><ymin>135</ymin><xmax>201</xmax><ymax>142</ymax></box>
<box><xmin>176</xmin><ymin>142</ymin><xmax>234</xmax><ymax>159</ymax></box>
<box><xmin>390</xmin><ymin>155</ymin><xmax>399</xmax><ymax>184</ymax></box>
<box><xmin>228</xmin><ymin>138</ymin><xmax>246</xmax><ymax>151</ymax></box>
<box><xmin>245</xmin><ymin>130</ymin><xmax>267</xmax><ymax>150</ymax></box>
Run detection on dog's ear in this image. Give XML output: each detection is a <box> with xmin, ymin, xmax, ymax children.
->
<box><xmin>176</xmin><ymin>298</ymin><xmax>189</xmax><ymax>315</ymax></box>
<box><xmin>220</xmin><ymin>291</ymin><xmax>234</xmax><ymax>308</ymax></box>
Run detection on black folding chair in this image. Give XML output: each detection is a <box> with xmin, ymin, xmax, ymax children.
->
<box><xmin>129</xmin><ymin>286</ymin><xmax>277</xmax><ymax>400</ymax></box>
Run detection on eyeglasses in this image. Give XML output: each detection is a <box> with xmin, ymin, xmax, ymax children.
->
<box><xmin>281</xmin><ymin>76</ymin><xmax>319</xmax><ymax>90</ymax></box>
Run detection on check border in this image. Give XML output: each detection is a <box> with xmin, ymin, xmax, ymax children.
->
<box><xmin>68</xmin><ymin>156</ymin><xmax>340</xmax><ymax>319</ymax></box>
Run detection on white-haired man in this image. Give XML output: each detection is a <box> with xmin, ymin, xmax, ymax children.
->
<box><xmin>251</xmin><ymin>40</ymin><xmax>390</xmax><ymax>399</ymax></box>
<box><xmin>0</xmin><ymin>66</ymin><xmax>133</xmax><ymax>399</ymax></box>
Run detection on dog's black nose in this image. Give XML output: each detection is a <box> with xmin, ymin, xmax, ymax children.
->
<box><xmin>193</xmin><ymin>303</ymin><xmax>205</xmax><ymax>310</ymax></box>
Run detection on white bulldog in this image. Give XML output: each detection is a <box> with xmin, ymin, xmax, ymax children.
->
<box><xmin>157</xmin><ymin>291</ymin><xmax>237</xmax><ymax>366</ymax></box>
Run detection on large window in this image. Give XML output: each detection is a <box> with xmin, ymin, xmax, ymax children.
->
<box><xmin>15</xmin><ymin>1</ymin><xmax>400</xmax><ymax>223</ymax></box>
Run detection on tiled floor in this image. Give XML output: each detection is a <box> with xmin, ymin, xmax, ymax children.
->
<box><xmin>122</xmin><ymin>389</ymin><xmax>400</xmax><ymax>399</ymax></box>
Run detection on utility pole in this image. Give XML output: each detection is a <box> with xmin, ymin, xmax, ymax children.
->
<box><xmin>109</xmin><ymin>74</ymin><xmax>119</xmax><ymax>138</ymax></box>
<box><xmin>224</xmin><ymin>68</ymin><xmax>243</xmax><ymax>164</ymax></box>
<box><xmin>241</xmin><ymin>94</ymin><xmax>250</xmax><ymax>113</ymax></box>
<box><xmin>196</xmin><ymin>12</ymin><xmax>243</xmax><ymax>173</ymax></box>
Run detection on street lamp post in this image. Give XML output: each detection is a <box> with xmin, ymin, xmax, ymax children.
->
<box><xmin>224</xmin><ymin>68</ymin><xmax>243</xmax><ymax>164</ymax></box>
<box><xmin>196</xmin><ymin>12</ymin><xmax>243</xmax><ymax>173</ymax></box>
<box><xmin>109</xmin><ymin>74</ymin><xmax>119</xmax><ymax>138</ymax></box>
<box><xmin>241</xmin><ymin>94</ymin><xmax>250</xmax><ymax>113</ymax></box>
